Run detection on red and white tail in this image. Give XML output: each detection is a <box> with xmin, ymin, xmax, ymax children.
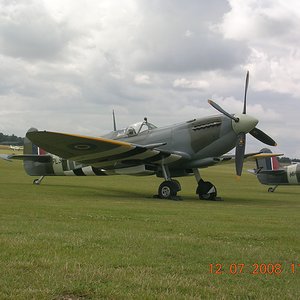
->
<box><xmin>256</xmin><ymin>148</ymin><xmax>281</xmax><ymax>171</ymax></box>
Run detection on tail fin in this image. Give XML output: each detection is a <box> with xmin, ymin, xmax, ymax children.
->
<box><xmin>24</xmin><ymin>127</ymin><xmax>46</xmax><ymax>155</ymax></box>
<box><xmin>256</xmin><ymin>148</ymin><xmax>280</xmax><ymax>171</ymax></box>
<box><xmin>24</xmin><ymin>128</ymin><xmax>52</xmax><ymax>176</ymax></box>
<box><xmin>251</xmin><ymin>148</ymin><xmax>286</xmax><ymax>186</ymax></box>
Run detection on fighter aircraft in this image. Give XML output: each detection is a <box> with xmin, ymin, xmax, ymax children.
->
<box><xmin>249</xmin><ymin>148</ymin><xmax>299</xmax><ymax>192</ymax></box>
<box><xmin>2</xmin><ymin>72</ymin><xmax>278</xmax><ymax>200</ymax></box>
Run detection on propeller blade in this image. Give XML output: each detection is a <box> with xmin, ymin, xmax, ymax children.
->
<box><xmin>208</xmin><ymin>99</ymin><xmax>239</xmax><ymax>122</ymax></box>
<box><xmin>250</xmin><ymin>127</ymin><xmax>277</xmax><ymax>146</ymax></box>
<box><xmin>243</xmin><ymin>70</ymin><xmax>249</xmax><ymax>114</ymax></box>
<box><xmin>235</xmin><ymin>132</ymin><xmax>246</xmax><ymax>177</ymax></box>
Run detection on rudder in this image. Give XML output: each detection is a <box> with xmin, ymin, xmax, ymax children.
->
<box><xmin>23</xmin><ymin>128</ymin><xmax>53</xmax><ymax>176</ymax></box>
<box><xmin>256</xmin><ymin>148</ymin><xmax>280</xmax><ymax>171</ymax></box>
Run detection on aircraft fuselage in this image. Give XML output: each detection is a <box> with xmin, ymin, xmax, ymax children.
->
<box><xmin>22</xmin><ymin>114</ymin><xmax>239</xmax><ymax>178</ymax></box>
<box><xmin>257</xmin><ymin>164</ymin><xmax>300</xmax><ymax>186</ymax></box>
<box><xmin>106</xmin><ymin>114</ymin><xmax>237</xmax><ymax>170</ymax></box>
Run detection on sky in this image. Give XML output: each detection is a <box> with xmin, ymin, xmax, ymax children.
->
<box><xmin>1</xmin><ymin>0</ymin><xmax>300</xmax><ymax>158</ymax></box>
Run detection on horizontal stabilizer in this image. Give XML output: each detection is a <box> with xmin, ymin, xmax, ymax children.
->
<box><xmin>7</xmin><ymin>154</ymin><xmax>52</xmax><ymax>163</ymax></box>
<box><xmin>247</xmin><ymin>169</ymin><xmax>257</xmax><ymax>175</ymax></box>
<box><xmin>247</xmin><ymin>168</ymin><xmax>285</xmax><ymax>175</ymax></box>
<box><xmin>257</xmin><ymin>169</ymin><xmax>285</xmax><ymax>175</ymax></box>
<box><xmin>0</xmin><ymin>154</ymin><xmax>13</xmax><ymax>162</ymax></box>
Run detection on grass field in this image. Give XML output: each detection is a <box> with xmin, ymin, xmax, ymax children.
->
<box><xmin>0</xmin><ymin>149</ymin><xmax>299</xmax><ymax>299</ymax></box>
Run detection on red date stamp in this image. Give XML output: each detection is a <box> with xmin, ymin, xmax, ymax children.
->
<box><xmin>209</xmin><ymin>263</ymin><xmax>300</xmax><ymax>275</ymax></box>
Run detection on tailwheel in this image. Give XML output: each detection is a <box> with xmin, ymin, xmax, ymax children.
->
<box><xmin>33</xmin><ymin>176</ymin><xmax>45</xmax><ymax>185</ymax></box>
<box><xmin>196</xmin><ymin>179</ymin><xmax>218</xmax><ymax>201</ymax></box>
<box><xmin>268</xmin><ymin>186</ymin><xmax>278</xmax><ymax>193</ymax></box>
<box><xmin>33</xmin><ymin>179</ymin><xmax>41</xmax><ymax>185</ymax></box>
<box><xmin>158</xmin><ymin>180</ymin><xmax>181</xmax><ymax>200</ymax></box>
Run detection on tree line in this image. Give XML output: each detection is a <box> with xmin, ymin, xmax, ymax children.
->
<box><xmin>0</xmin><ymin>132</ymin><xmax>24</xmax><ymax>145</ymax></box>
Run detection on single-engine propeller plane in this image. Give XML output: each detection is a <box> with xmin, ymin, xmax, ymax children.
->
<box><xmin>249</xmin><ymin>148</ymin><xmax>299</xmax><ymax>192</ymax></box>
<box><xmin>2</xmin><ymin>72</ymin><xmax>278</xmax><ymax>200</ymax></box>
<box><xmin>10</xmin><ymin>145</ymin><xmax>23</xmax><ymax>151</ymax></box>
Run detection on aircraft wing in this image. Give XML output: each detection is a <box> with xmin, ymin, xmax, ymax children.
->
<box><xmin>26</xmin><ymin>131</ymin><xmax>183</xmax><ymax>168</ymax></box>
<box><xmin>190</xmin><ymin>152</ymin><xmax>283</xmax><ymax>168</ymax></box>
<box><xmin>0</xmin><ymin>154</ymin><xmax>13</xmax><ymax>162</ymax></box>
<box><xmin>217</xmin><ymin>152</ymin><xmax>284</xmax><ymax>165</ymax></box>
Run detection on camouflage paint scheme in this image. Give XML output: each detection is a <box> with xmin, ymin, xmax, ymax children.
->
<box><xmin>23</xmin><ymin>115</ymin><xmax>236</xmax><ymax>178</ymax></box>
<box><xmin>2</xmin><ymin>110</ymin><xmax>273</xmax><ymax>200</ymax></box>
<box><xmin>2</xmin><ymin>71</ymin><xmax>278</xmax><ymax>200</ymax></box>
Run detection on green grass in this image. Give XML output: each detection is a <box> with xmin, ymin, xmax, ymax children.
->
<box><xmin>0</xmin><ymin>150</ymin><xmax>300</xmax><ymax>299</ymax></box>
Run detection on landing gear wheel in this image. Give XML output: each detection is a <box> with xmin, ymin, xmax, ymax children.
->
<box><xmin>158</xmin><ymin>180</ymin><xmax>180</xmax><ymax>199</ymax></box>
<box><xmin>196</xmin><ymin>180</ymin><xmax>218</xmax><ymax>201</ymax></box>
<box><xmin>268</xmin><ymin>187</ymin><xmax>274</xmax><ymax>193</ymax></box>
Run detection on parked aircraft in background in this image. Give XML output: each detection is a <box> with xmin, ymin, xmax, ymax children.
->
<box><xmin>10</xmin><ymin>145</ymin><xmax>24</xmax><ymax>151</ymax></box>
<box><xmin>249</xmin><ymin>148</ymin><xmax>299</xmax><ymax>192</ymax></box>
<box><xmin>1</xmin><ymin>72</ymin><xmax>278</xmax><ymax>200</ymax></box>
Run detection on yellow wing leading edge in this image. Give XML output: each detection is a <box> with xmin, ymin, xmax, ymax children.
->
<box><xmin>26</xmin><ymin>131</ymin><xmax>182</xmax><ymax>168</ymax></box>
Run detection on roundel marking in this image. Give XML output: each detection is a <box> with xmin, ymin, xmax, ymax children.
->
<box><xmin>69</xmin><ymin>143</ymin><xmax>97</xmax><ymax>151</ymax></box>
<box><xmin>74</xmin><ymin>144</ymin><xmax>91</xmax><ymax>150</ymax></box>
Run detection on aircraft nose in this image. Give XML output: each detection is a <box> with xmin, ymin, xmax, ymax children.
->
<box><xmin>232</xmin><ymin>114</ymin><xmax>258</xmax><ymax>134</ymax></box>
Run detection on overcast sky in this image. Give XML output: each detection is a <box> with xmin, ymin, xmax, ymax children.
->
<box><xmin>1</xmin><ymin>0</ymin><xmax>300</xmax><ymax>157</ymax></box>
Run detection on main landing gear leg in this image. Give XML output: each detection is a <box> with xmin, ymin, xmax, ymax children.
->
<box><xmin>33</xmin><ymin>176</ymin><xmax>45</xmax><ymax>185</ymax></box>
<box><xmin>193</xmin><ymin>168</ymin><xmax>221</xmax><ymax>201</ymax></box>
<box><xmin>156</xmin><ymin>165</ymin><xmax>182</xmax><ymax>200</ymax></box>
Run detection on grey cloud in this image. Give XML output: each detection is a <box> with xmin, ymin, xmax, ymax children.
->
<box><xmin>0</xmin><ymin>2</ymin><xmax>75</xmax><ymax>61</ymax></box>
<box><xmin>135</xmin><ymin>34</ymin><xmax>249</xmax><ymax>72</ymax></box>
<box><xmin>137</xmin><ymin>0</ymin><xmax>230</xmax><ymax>22</ymax></box>
<box><xmin>0</xmin><ymin>0</ymin><xmax>298</xmax><ymax>158</ymax></box>
<box><xmin>132</xmin><ymin>1</ymin><xmax>249</xmax><ymax>72</ymax></box>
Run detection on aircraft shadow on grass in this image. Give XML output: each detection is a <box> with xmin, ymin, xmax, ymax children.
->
<box><xmin>38</xmin><ymin>182</ymin><xmax>150</xmax><ymax>200</ymax></box>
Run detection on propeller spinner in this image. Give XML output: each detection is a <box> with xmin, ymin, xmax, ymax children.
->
<box><xmin>208</xmin><ymin>71</ymin><xmax>277</xmax><ymax>177</ymax></box>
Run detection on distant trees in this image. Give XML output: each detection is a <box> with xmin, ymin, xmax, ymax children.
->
<box><xmin>0</xmin><ymin>132</ymin><xmax>24</xmax><ymax>145</ymax></box>
<box><xmin>278</xmin><ymin>157</ymin><xmax>300</xmax><ymax>163</ymax></box>
<box><xmin>278</xmin><ymin>157</ymin><xmax>291</xmax><ymax>164</ymax></box>
<box><xmin>291</xmin><ymin>158</ymin><xmax>300</xmax><ymax>163</ymax></box>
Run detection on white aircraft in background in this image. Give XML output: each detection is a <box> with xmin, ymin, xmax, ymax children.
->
<box><xmin>10</xmin><ymin>145</ymin><xmax>24</xmax><ymax>151</ymax></box>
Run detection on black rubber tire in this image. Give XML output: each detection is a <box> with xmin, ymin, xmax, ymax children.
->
<box><xmin>197</xmin><ymin>180</ymin><xmax>217</xmax><ymax>200</ymax></box>
<box><xmin>171</xmin><ymin>179</ymin><xmax>181</xmax><ymax>192</ymax></box>
<box><xmin>158</xmin><ymin>181</ymin><xmax>178</xmax><ymax>199</ymax></box>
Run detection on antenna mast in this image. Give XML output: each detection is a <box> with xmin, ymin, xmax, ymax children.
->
<box><xmin>112</xmin><ymin>110</ymin><xmax>117</xmax><ymax>131</ymax></box>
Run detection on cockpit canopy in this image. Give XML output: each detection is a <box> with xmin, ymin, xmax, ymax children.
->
<box><xmin>116</xmin><ymin>120</ymin><xmax>157</xmax><ymax>138</ymax></box>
